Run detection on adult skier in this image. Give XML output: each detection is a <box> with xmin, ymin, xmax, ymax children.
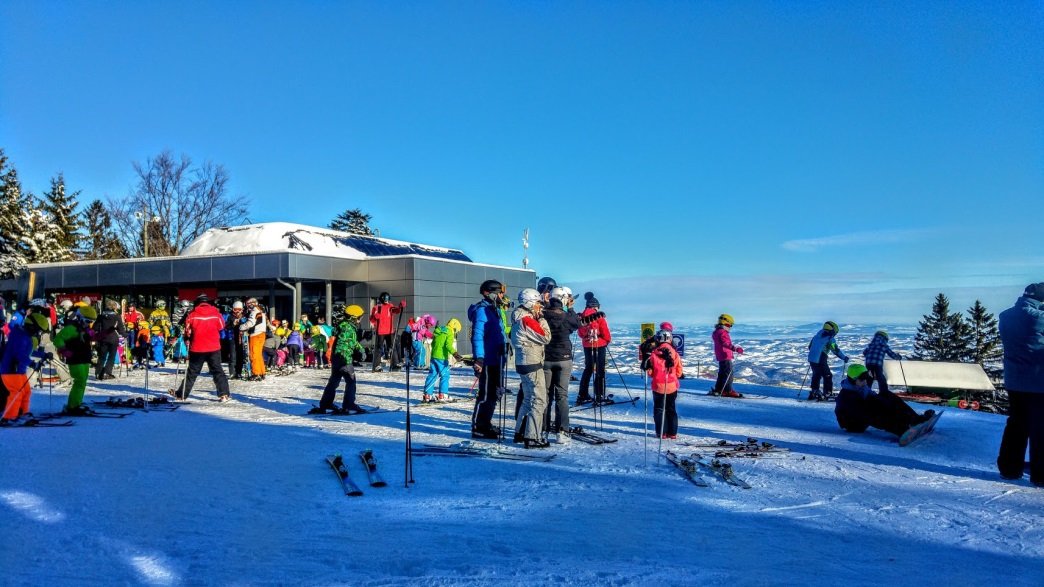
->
<box><xmin>577</xmin><ymin>292</ymin><xmax>611</xmax><ymax>404</ymax></box>
<box><xmin>241</xmin><ymin>298</ymin><xmax>267</xmax><ymax>381</ymax></box>
<box><xmin>225</xmin><ymin>300</ymin><xmax>247</xmax><ymax>379</ymax></box>
<box><xmin>996</xmin><ymin>282</ymin><xmax>1044</xmax><ymax>486</ymax></box>
<box><xmin>512</xmin><ymin>288</ymin><xmax>552</xmax><ymax>449</ymax></box>
<box><xmin>710</xmin><ymin>314</ymin><xmax>744</xmax><ymax>398</ymax></box>
<box><xmin>807</xmin><ymin>321</ymin><xmax>849</xmax><ymax>401</ymax></box>
<box><xmin>369</xmin><ymin>292</ymin><xmax>405</xmax><ymax>372</ymax></box>
<box><xmin>542</xmin><ymin>286</ymin><xmax>580</xmax><ymax>439</ymax></box>
<box><xmin>647</xmin><ymin>329</ymin><xmax>683</xmax><ymax>439</ymax></box>
<box><xmin>468</xmin><ymin>279</ymin><xmax>508</xmax><ymax>439</ymax></box>
<box><xmin>862</xmin><ymin>330</ymin><xmax>903</xmax><ymax>393</ymax></box>
<box><xmin>835</xmin><ymin>363</ymin><xmax>934</xmax><ymax>438</ymax></box>
<box><xmin>93</xmin><ymin>300</ymin><xmax>126</xmax><ymax>380</ymax></box>
<box><xmin>174</xmin><ymin>294</ymin><xmax>230</xmax><ymax>402</ymax></box>
<box><xmin>312</xmin><ymin>304</ymin><xmax>366</xmax><ymax>413</ymax></box>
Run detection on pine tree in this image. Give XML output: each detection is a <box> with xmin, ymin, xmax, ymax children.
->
<box><xmin>42</xmin><ymin>172</ymin><xmax>82</xmax><ymax>259</ymax></box>
<box><xmin>329</xmin><ymin>208</ymin><xmax>375</xmax><ymax>236</ymax></box>
<box><xmin>964</xmin><ymin>300</ymin><xmax>1002</xmax><ymax>366</ymax></box>
<box><xmin>914</xmin><ymin>293</ymin><xmax>970</xmax><ymax>361</ymax></box>
<box><xmin>0</xmin><ymin>155</ymin><xmax>31</xmax><ymax>278</ymax></box>
<box><xmin>82</xmin><ymin>199</ymin><xmax>128</xmax><ymax>260</ymax></box>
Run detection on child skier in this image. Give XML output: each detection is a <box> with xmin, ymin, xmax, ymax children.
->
<box><xmin>710</xmin><ymin>313</ymin><xmax>745</xmax><ymax>398</ymax></box>
<box><xmin>647</xmin><ymin>329</ymin><xmax>683</xmax><ymax>439</ymax></box>
<box><xmin>312</xmin><ymin>304</ymin><xmax>366</xmax><ymax>414</ymax></box>
<box><xmin>807</xmin><ymin>321</ymin><xmax>849</xmax><ymax>401</ymax></box>
<box><xmin>862</xmin><ymin>330</ymin><xmax>903</xmax><ymax>393</ymax></box>
<box><xmin>150</xmin><ymin>324</ymin><xmax>166</xmax><ymax>367</ymax></box>
<box><xmin>133</xmin><ymin>321</ymin><xmax>150</xmax><ymax>368</ymax></box>
<box><xmin>422</xmin><ymin>318</ymin><xmax>464</xmax><ymax>402</ymax></box>
<box><xmin>835</xmin><ymin>363</ymin><xmax>935</xmax><ymax>438</ymax></box>
<box><xmin>53</xmin><ymin>306</ymin><xmax>96</xmax><ymax>413</ymax></box>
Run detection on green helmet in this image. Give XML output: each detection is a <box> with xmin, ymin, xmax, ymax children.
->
<box><xmin>847</xmin><ymin>363</ymin><xmax>870</xmax><ymax>381</ymax></box>
<box><xmin>823</xmin><ymin>321</ymin><xmax>839</xmax><ymax>333</ymax></box>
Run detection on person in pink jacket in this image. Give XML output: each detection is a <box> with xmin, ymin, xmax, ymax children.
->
<box><xmin>576</xmin><ymin>292</ymin><xmax>611</xmax><ymax>404</ymax></box>
<box><xmin>710</xmin><ymin>313</ymin><xmax>744</xmax><ymax>398</ymax></box>
<box><xmin>647</xmin><ymin>329</ymin><xmax>683</xmax><ymax>439</ymax></box>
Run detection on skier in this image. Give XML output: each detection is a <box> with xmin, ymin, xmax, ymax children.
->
<box><xmin>312</xmin><ymin>304</ymin><xmax>366</xmax><ymax>414</ymax></box>
<box><xmin>148</xmin><ymin>299</ymin><xmax>172</xmax><ymax>339</ymax></box>
<box><xmin>807</xmin><ymin>321</ymin><xmax>849</xmax><ymax>401</ymax></box>
<box><xmin>511</xmin><ymin>288</ymin><xmax>552</xmax><ymax>449</ymax></box>
<box><xmin>576</xmin><ymin>292</ymin><xmax>611</xmax><ymax>405</ymax></box>
<box><xmin>542</xmin><ymin>286</ymin><xmax>580</xmax><ymax>440</ymax></box>
<box><xmin>93</xmin><ymin>299</ymin><xmax>126</xmax><ymax>380</ymax></box>
<box><xmin>835</xmin><ymin>363</ymin><xmax>935</xmax><ymax>438</ymax></box>
<box><xmin>862</xmin><ymin>330</ymin><xmax>902</xmax><ymax>393</ymax></box>
<box><xmin>123</xmin><ymin>304</ymin><xmax>145</xmax><ymax>351</ymax></box>
<box><xmin>369</xmin><ymin>292</ymin><xmax>405</xmax><ymax>372</ymax></box>
<box><xmin>1</xmin><ymin>307</ymin><xmax>49</xmax><ymax>375</ymax></box>
<box><xmin>133</xmin><ymin>320</ymin><xmax>150</xmax><ymax>368</ymax></box>
<box><xmin>710</xmin><ymin>314</ymin><xmax>744</xmax><ymax>398</ymax></box>
<box><xmin>149</xmin><ymin>324</ymin><xmax>166</xmax><ymax>367</ymax></box>
<box><xmin>996</xmin><ymin>282</ymin><xmax>1044</xmax><ymax>486</ymax></box>
<box><xmin>422</xmin><ymin>318</ymin><xmax>464</xmax><ymax>402</ymax></box>
<box><xmin>53</xmin><ymin>305</ymin><xmax>96</xmax><ymax>413</ymax></box>
<box><xmin>469</xmin><ymin>279</ymin><xmax>508</xmax><ymax>440</ymax></box>
<box><xmin>173</xmin><ymin>294</ymin><xmax>230</xmax><ymax>402</ymax></box>
<box><xmin>639</xmin><ymin>321</ymin><xmax>674</xmax><ymax>369</ymax></box>
<box><xmin>647</xmin><ymin>329</ymin><xmax>683</xmax><ymax>439</ymax></box>
<box><xmin>240</xmin><ymin>298</ymin><xmax>267</xmax><ymax>381</ymax></box>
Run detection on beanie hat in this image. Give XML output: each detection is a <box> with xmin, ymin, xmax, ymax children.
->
<box><xmin>659</xmin><ymin>321</ymin><xmax>674</xmax><ymax>331</ymax></box>
<box><xmin>1024</xmin><ymin>282</ymin><xmax>1044</xmax><ymax>302</ymax></box>
<box><xmin>584</xmin><ymin>292</ymin><xmax>600</xmax><ymax>309</ymax></box>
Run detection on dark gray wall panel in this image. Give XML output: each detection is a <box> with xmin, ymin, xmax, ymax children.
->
<box><xmin>368</xmin><ymin>259</ymin><xmax>408</xmax><ymax>282</ymax></box>
<box><xmin>105</xmin><ymin>263</ymin><xmax>136</xmax><ymax>284</ymax></box>
<box><xmin>135</xmin><ymin>262</ymin><xmax>173</xmax><ymax>284</ymax></box>
<box><xmin>329</xmin><ymin>261</ymin><xmax>367</xmax><ymax>281</ymax></box>
<box><xmin>291</xmin><ymin>255</ymin><xmax>332</xmax><ymax>280</ymax></box>
<box><xmin>254</xmin><ymin>255</ymin><xmax>284</xmax><ymax>278</ymax></box>
<box><xmin>413</xmin><ymin>280</ymin><xmax>444</xmax><ymax>297</ymax></box>
<box><xmin>214</xmin><ymin>256</ymin><xmax>257</xmax><ymax>280</ymax></box>
<box><xmin>173</xmin><ymin>258</ymin><xmax>213</xmax><ymax>283</ymax></box>
<box><xmin>63</xmin><ymin>264</ymin><xmax>98</xmax><ymax>287</ymax></box>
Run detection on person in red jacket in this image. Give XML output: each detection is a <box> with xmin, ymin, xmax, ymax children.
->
<box><xmin>576</xmin><ymin>292</ymin><xmax>611</xmax><ymax>404</ymax></box>
<box><xmin>174</xmin><ymin>294</ymin><xmax>231</xmax><ymax>401</ymax></box>
<box><xmin>647</xmin><ymin>329</ymin><xmax>683</xmax><ymax>439</ymax></box>
<box><xmin>369</xmin><ymin>292</ymin><xmax>405</xmax><ymax>372</ymax></box>
<box><xmin>710</xmin><ymin>313</ymin><xmax>745</xmax><ymax>398</ymax></box>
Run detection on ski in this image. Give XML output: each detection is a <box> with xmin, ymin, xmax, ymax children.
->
<box><xmin>358</xmin><ymin>450</ymin><xmax>387</xmax><ymax>487</ymax></box>
<box><xmin>44</xmin><ymin>407</ymin><xmax>133</xmax><ymax>419</ymax></box>
<box><xmin>570</xmin><ymin>396</ymin><xmax>640</xmax><ymax>412</ymax></box>
<box><xmin>698</xmin><ymin>391</ymin><xmax>770</xmax><ymax>400</ymax></box>
<box><xmin>325</xmin><ymin>454</ymin><xmax>364</xmax><ymax>496</ymax></box>
<box><xmin>899</xmin><ymin>410</ymin><xmax>944</xmax><ymax>447</ymax></box>
<box><xmin>306</xmin><ymin>405</ymin><xmax>403</xmax><ymax>417</ymax></box>
<box><xmin>679</xmin><ymin>438</ymin><xmax>790</xmax><ymax>452</ymax></box>
<box><xmin>413</xmin><ymin>443</ymin><xmax>555</xmax><ymax>462</ymax></box>
<box><xmin>664</xmin><ymin>450</ymin><xmax>709</xmax><ymax>487</ymax></box>
<box><xmin>412</xmin><ymin>397</ymin><xmax>469</xmax><ymax>408</ymax></box>
<box><xmin>563</xmin><ymin>426</ymin><xmax>618</xmax><ymax>445</ymax></box>
<box><xmin>694</xmin><ymin>456</ymin><xmax>752</xmax><ymax>489</ymax></box>
<box><xmin>91</xmin><ymin>397</ymin><xmax>179</xmax><ymax>411</ymax></box>
<box><xmin>0</xmin><ymin>417</ymin><xmax>74</xmax><ymax>428</ymax></box>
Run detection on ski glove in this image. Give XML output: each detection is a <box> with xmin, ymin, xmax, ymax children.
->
<box><xmin>734</xmin><ymin>346</ymin><xmax>744</xmax><ymax>355</ymax></box>
<box><xmin>472</xmin><ymin>357</ymin><xmax>484</xmax><ymax>375</ymax></box>
<box><xmin>578</xmin><ymin>311</ymin><xmax>606</xmax><ymax>326</ymax></box>
<box><xmin>399</xmin><ymin>300</ymin><xmax>407</xmax><ymax>308</ymax></box>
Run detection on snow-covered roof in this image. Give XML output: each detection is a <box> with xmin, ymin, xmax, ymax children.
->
<box><xmin>179</xmin><ymin>222</ymin><xmax>472</xmax><ymax>262</ymax></box>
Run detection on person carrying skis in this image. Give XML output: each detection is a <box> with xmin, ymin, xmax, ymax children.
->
<box><xmin>835</xmin><ymin>363</ymin><xmax>934</xmax><ymax>438</ymax></box>
<box><xmin>53</xmin><ymin>305</ymin><xmax>96</xmax><ymax>414</ymax></box>
<box><xmin>422</xmin><ymin>318</ymin><xmax>464</xmax><ymax>402</ymax></box>
<box><xmin>996</xmin><ymin>282</ymin><xmax>1044</xmax><ymax>486</ymax></box>
<box><xmin>369</xmin><ymin>292</ymin><xmax>405</xmax><ymax>372</ymax></box>
<box><xmin>312</xmin><ymin>304</ymin><xmax>367</xmax><ymax>414</ymax></box>
<box><xmin>647</xmin><ymin>329</ymin><xmax>683</xmax><ymax>439</ymax></box>
<box><xmin>543</xmin><ymin>286</ymin><xmax>581</xmax><ymax>440</ymax></box>
<box><xmin>174</xmin><ymin>294</ymin><xmax>231</xmax><ymax>402</ymax></box>
<box><xmin>709</xmin><ymin>314</ymin><xmax>745</xmax><ymax>397</ymax></box>
<box><xmin>512</xmin><ymin>288</ymin><xmax>552</xmax><ymax>448</ymax></box>
<box><xmin>469</xmin><ymin>279</ymin><xmax>508</xmax><ymax>440</ymax></box>
<box><xmin>807</xmin><ymin>321</ymin><xmax>849</xmax><ymax>401</ymax></box>
<box><xmin>577</xmin><ymin>292</ymin><xmax>611</xmax><ymax>405</ymax></box>
<box><xmin>862</xmin><ymin>330</ymin><xmax>902</xmax><ymax>393</ymax></box>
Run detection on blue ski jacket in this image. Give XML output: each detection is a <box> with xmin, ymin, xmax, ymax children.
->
<box><xmin>808</xmin><ymin>329</ymin><xmax>848</xmax><ymax>364</ymax></box>
<box><xmin>999</xmin><ymin>295</ymin><xmax>1044</xmax><ymax>394</ymax></box>
<box><xmin>468</xmin><ymin>298</ymin><xmax>505</xmax><ymax>361</ymax></box>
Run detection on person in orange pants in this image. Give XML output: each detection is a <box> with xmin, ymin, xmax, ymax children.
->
<box><xmin>239</xmin><ymin>298</ymin><xmax>268</xmax><ymax>381</ymax></box>
<box><xmin>1</xmin><ymin>374</ymin><xmax>33</xmax><ymax>422</ymax></box>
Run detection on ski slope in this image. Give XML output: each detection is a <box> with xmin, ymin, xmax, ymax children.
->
<box><xmin>1</xmin><ymin>363</ymin><xmax>1040</xmax><ymax>586</ymax></box>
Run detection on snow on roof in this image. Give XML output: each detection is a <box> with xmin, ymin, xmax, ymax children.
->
<box><xmin>180</xmin><ymin>222</ymin><xmax>472</xmax><ymax>262</ymax></box>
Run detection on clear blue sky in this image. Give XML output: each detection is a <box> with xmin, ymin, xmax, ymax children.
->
<box><xmin>2</xmin><ymin>1</ymin><xmax>1041</xmax><ymax>324</ymax></box>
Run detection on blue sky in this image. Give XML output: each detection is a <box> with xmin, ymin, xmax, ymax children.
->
<box><xmin>2</xmin><ymin>1</ymin><xmax>1041</xmax><ymax>325</ymax></box>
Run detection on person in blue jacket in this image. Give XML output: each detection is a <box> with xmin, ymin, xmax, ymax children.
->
<box><xmin>807</xmin><ymin>321</ymin><xmax>849</xmax><ymax>401</ymax></box>
<box><xmin>468</xmin><ymin>279</ymin><xmax>507</xmax><ymax>440</ymax></box>
<box><xmin>997</xmin><ymin>282</ymin><xmax>1044</xmax><ymax>487</ymax></box>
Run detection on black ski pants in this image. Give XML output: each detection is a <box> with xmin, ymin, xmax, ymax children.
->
<box><xmin>320</xmin><ymin>354</ymin><xmax>359</xmax><ymax>410</ymax></box>
<box><xmin>227</xmin><ymin>337</ymin><xmax>245</xmax><ymax>378</ymax></box>
<box><xmin>177</xmin><ymin>351</ymin><xmax>230</xmax><ymax>399</ymax></box>
<box><xmin>867</xmin><ymin>363</ymin><xmax>891</xmax><ymax>394</ymax></box>
<box><xmin>809</xmin><ymin>359</ymin><xmax>833</xmax><ymax>396</ymax></box>
<box><xmin>713</xmin><ymin>359</ymin><xmax>734</xmax><ymax>395</ymax></box>
<box><xmin>472</xmin><ymin>358</ymin><xmax>503</xmax><ymax>432</ymax></box>
<box><xmin>374</xmin><ymin>333</ymin><xmax>397</xmax><ymax>370</ymax></box>
<box><xmin>95</xmin><ymin>340</ymin><xmax>119</xmax><ymax>378</ymax></box>
<box><xmin>997</xmin><ymin>390</ymin><xmax>1044</xmax><ymax>484</ymax></box>
<box><xmin>654</xmin><ymin>392</ymin><xmax>678</xmax><ymax>437</ymax></box>
<box><xmin>579</xmin><ymin>346</ymin><xmax>607</xmax><ymax>401</ymax></box>
<box><xmin>543</xmin><ymin>359</ymin><xmax>572</xmax><ymax>433</ymax></box>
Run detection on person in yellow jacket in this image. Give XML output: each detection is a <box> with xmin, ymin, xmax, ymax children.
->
<box><xmin>147</xmin><ymin>300</ymin><xmax>172</xmax><ymax>339</ymax></box>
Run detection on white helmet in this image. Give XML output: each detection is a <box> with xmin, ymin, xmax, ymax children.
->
<box><xmin>180</xmin><ymin>299</ymin><xmax>190</xmax><ymax>308</ymax></box>
<box><xmin>550</xmin><ymin>286</ymin><xmax>573</xmax><ymax>303</ymax></box>
<box><xmin>517</xmin><ymin>288</ymin><xmax>541</xmax><ymax>309</ymax></box>
<box><xmin>232</xmin><ymin>301</ymin><xmax>244</xmax><ymax>310</ymax></box>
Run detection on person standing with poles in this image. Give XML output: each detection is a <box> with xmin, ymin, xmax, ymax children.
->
<box><xmin>709</xmin><ymin>313</ymin><xmax>744</xmax><ymax>398</ymax></box>
<box><xmin>241</xmin><ymin>298</ymin><xmax>267</xmax><ymax>381</ymax></box>
<box><xmin>996</xmin><ymin>282</ymin><xmax>1044</xmax><ymax>487</ymax></box>
<box><xmin>468</xmin><ymin>280</ymin><xmax>507</xmax><ymax>440</ymax></box>
<box><xmin>369</xmin><ymin>292</ymin><xmax>405</xmax><ymax>372</ymax></box>
<box><xmin>174</xmin><ymin>294</ymin><xmax>231</xmax><ymax>402</ymax></box>
<box><xmin>647</xmin><ymin>329</ymin><xmax>683</xmax><ymax>440</ymax></box>
<box><xmin>543</xmin><ymin>286</ymin><xmax>581</xmax><ymax>441</ymax></box>
<box><xmin>511</xmin><ymin>288</ymin><xmax>552</xmax><ymax>448</ymax></box>
<box><xmin>807</xmin><ymin>321</ymin><xmax>849</xmax><ymax>401</ymax></box>
<box><xmin>577</xmin><ymin>292</ymin><xmax>611</xmax><ymax>405</ymax></box>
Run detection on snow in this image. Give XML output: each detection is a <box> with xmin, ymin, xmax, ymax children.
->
<box><xmin>2</xmin><ymin>332</ymin><xmax>1042</xmax><ymax>585</ymax></box>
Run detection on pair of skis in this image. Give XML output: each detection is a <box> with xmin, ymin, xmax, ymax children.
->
<box><xmin>411</xmin><ymin>442</ymin><xmax>555</xmax><ymax>462</ymax></box>
<box><xmin>326</xmin><ymin>449</ymin><xmax>388</xmax><ymax>496</ymax></box>
<box><xmin>563</xmin><ymin>426</ymin><xmax>618</xmax><ymax>445</ymax></box>
<box><xmin>665</xmin><ymin>450</ymin><xmax>752</xmax><ymax>489</ymax></box>
<box><xmin>91</xmin><ymin>396</ymin><xmax>180</xmax><ymax>411</ymax></box>
<box><xmin>570</xmin><ymin>394</ymin><xmax>640</xmax><ymax>412</ymax></box>
<box><xmin>308</xmin><ymin>404</ymin><xmax>403</xmax><ymax>417</ymax></box>
<box><xmin>0</xmin><ymin>414</ymin><xmax>74</xmax><ymax>428</ymax></box>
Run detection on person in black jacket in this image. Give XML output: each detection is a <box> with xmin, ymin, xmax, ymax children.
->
<box><xmin>93</xmin><ymin>299</ymin><xmax>126</xmax><ymax>380</ymax></box>
<box><xmin>542</xmin><ymin>286</ymin><xmax>581</xmax><ymax>440</ymax></box>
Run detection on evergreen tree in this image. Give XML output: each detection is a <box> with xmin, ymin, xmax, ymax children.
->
<box><xmin>914</xmin><ymin>293</ymin><xmax>970</xmax><ymax>361</ymax></box>
<box><xmin>82</xmin><ymin>199</ymin><xmax>128</xmax><ymax>260</ymax></box>
<box><xmin>42</xmin><ymin>172</ymin><xmax>82</xmax><ymax>259</ymax></box>
<box><xmin>0</xmin><ymin>155</ymin><xmax>31</xmax><ymax>278</ymax></box>
<box><xmin>329</xmin><ymin>208</ymin><xmax>375</xmax><ymax>236</ymax></box>
<box><xmin>964</xmin><ymin>300</ymin><xmax>1002</xmax><ymax>365</ymax></box>
<box><xmin>22</xmin><ymin>197</ymin><xmax>66</xmax><ymax>264</ymax></box>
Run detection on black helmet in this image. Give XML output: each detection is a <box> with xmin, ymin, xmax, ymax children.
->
<box><xmin>536</xmin><ymin>276</ymin><xmax>557</xmax><ymax>295</ymax></box>
<box><xmin>378</xmin><ymin>292</ymin><xmax>391</xmax><ymax>303</ymax></box>
<box><xmin>479</xmin><ymin>280</ymin><xmax>503</xmax><ymax>295</ymax></box>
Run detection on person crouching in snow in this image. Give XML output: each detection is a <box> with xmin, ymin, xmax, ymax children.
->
<box><xmin>710</xmin><ymin>313</ymin><xmax>744</xmax><ymax>398</ymax></box>
<box><xmin>53</xmin><ymin>305</ymin><xmax>96</xmax><ymax>414</ymax></box>
<box><xmin>835</xmin><ymin>363</ymin><xmax>934</xmax><ymax>438</ymax></box>
<box><xmin>512</xmin><ymin>288</ymin><xmax>552</xmax><ymax>449</ymax></box>
<box><xmin>647</xmin><ymin>329</ymin><xmax>683</xmax><ymax>439</ymax></box>
<box><xmin>862</xmin><ymin>330</ymin><xmax>902</xmax><ymax>393</ymax></box>
<box><xmin>423</xmin><ymin>318</ymin><xmax>464</xmax><ymax>403</ymax></box>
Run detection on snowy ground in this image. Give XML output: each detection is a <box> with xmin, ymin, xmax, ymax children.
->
<box><xmin>1</xmin><ymin>359</ymin><xmax>1041</xmax><ymax>586</ymax></box>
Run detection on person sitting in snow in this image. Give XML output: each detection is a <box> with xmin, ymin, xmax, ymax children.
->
<box><xmin>710</xmin><ymin>313</ymin><xmax>744</xmax><ymax>398</ymax></box>
<box><xmin>862</xmin><ymin>330</ymin><xmax>902</xmax><ymax>393</ymax></box>
<box><xmin>835</xmin><ymin>363</ymin><xmax>934</xmax><ymax>439</ymax></box>
<box><xmin>807</xmin><ymin>321</ymin><xmax>849</xmax><ymax>401</ymax></box>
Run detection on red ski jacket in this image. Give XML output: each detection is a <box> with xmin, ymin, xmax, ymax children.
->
<box><xmin>369</xmin><ymin>301</ymin><xmax>404</xmax><ymax>336</ymax></box>
<box><xmin>184</xmin><ymin>303</ymin><xmax>225</xmax><ymax>353</ymax></box>
<box><xmin>578</xmin><ymin>308</ymin><xmax>611</xmax><ymax>348</ymax></box>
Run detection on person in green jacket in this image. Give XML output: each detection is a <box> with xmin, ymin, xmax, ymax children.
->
<box><xmin>53</xmin><ymin>306</ymin><xmax>96</xmax><ymax>413</ymax></box>
<box><xmin>311</xmin><ymin>305</ymin><xmax>366</xmax><ymax>414</ymax></box>
<box><xmin>423</xmin><ymin>318</ymin><xmax>465</xmax><ymax>402</ymax></box>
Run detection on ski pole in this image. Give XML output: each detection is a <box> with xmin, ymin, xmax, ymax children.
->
<box><xmin>404</xmin><ymin>345</ymin><xmax>415</xmax><ymax>487</ymax></box>
<box><xmin>797</xmin><ymin>365</ymin><xmax>810</xmax><ymax>399</ymax></box>
<box><xmin>643</xmin><ymin>370</ymin><xmax>649</xmax><ymax>467</ymax></box>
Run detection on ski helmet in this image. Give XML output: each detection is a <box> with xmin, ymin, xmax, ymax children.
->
<box><xmin>537</xmin><ymin>276</ymin><xmax>557</xmax><ymax>295</ymax></box>
<box><xmin>718</xmin><ymin>314</ymin><xmax>734</xmax><ymax>327</ymax></box>
<box><xmin>345</xmin><ymin>304</ymin><xmax>365</xmax><ymax>318</ymax></box>
<box><xmin>77</xmin><ymin>305</ymin><xmax>98</xmax><ymax>322</ymax></box>
<box><xmin>517</xmin><ymin>288</ymin><xmax>541</xmax><ymax>309</ymax></box>
<box><xmin>655</xmin><ymin>329</ymin><xmax>672</xmax><ymax>343</ymax></box>
<box><xmin>378</xmin><ymin>292</ymin><xmax>391</xmax><ymax>303</ymax></box>
<box><xmin>180</xmin><ymin>299</ymin><xmax>190</xmax><ymax>308</ymax></box>
<box><xmin>550</xmin><ymin>286</ymin><xmax>573</xmax><ymax>304</ymax></box>
<box><xmin>875</xmin><ymin>330</ymin><xmax>889</xmax><ymax>339</ymax></box>
<box><xmin>446</xmin><ymin>318</ymin><xmax>462</xmax><ymax>333</ymax></box>
<box><xmin>479</xmin><ymin>279</ymin><xmax>503</xmax><ymax>295</ymax></box>
<box><xmin>823</xmin><ymin>321</ymin><xmax>839</xmax><ymax>333</ymax></box>
<box><xmin>847</xmin><ymin>363</ymin><xmax>872</xmax><ymax>381</ymax></box>
<box><xmin>59</xmin><ymin>299</ymin><xmax>73</xmax><ymax>311</ymax></box>
<box><xmin>156</xmin><ymin>300</ymin><xmax>167</xmax><ymax>308</ymax></box>
<box><xmin>232</xmin><ymin>301</ymin><xmax>244</xmax><ymax>310</ymax></box>
<box><xmin>659</xmin><ymin>321</ymin><xmax>674</xmax><ymax>332</ymax></box>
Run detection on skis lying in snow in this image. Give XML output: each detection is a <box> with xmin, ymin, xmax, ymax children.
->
<box><xmin>694</xmin><ymin>456</ymin><xmax>752</xmax><ymax>489</ymax></box>
<box><xmin>664</xmin><ymin>450</ymin><xmax>710</xmax><ymax>487</ymax></box>
<box><xmin>411</xmin><ymin>442</ymin><xmax>555</xmax><ymax>462</ymax></box>
<box><xmin>412</xmin><ymin>397</ymin><xmax>470</xmax><ymax>408</ymax></box>
<box><xmin>43</xmin><ymin>407</ymin><xmax>133</xmax><ymax>419</ymax></box>
<box><xmin>306</xmin><ymin>405</ymin><xmax>403</xmax><ymax>417</ymax></box>
<box><xmin>326</xmin><ymin>454</ymin><xmax>364</xmax><ymax>496</ymax></box>
<box><xmin>0</xmin><ymin>416</ymin><xmax>74</xmax><ymax>428</ymax></box>
<box><xmin>359</xmin><ymin>450</ymin><xmax>387</xmax><ymax>487</ymax></box>
<box><xmin>563</xmin><ymin>426</ymin><xmax>618</xmax><ymax>445</ymax></box>
<box><xmin>570</xmin><ymin>394</ymin><xmax>640</xmax><ymax>412</ymax></box>
<box><xmin>91</xmin><ymin>396</ymin><xmax>180</xmax><ymax>410</ymax></box>
<box><xmin>898</xmin><ymin>410</ymin><xmax>944</xmax><ymax>447</ymax></box>
<box><xmin>679</xmin><ymin>438</ymin><xmax>790</xmax><ymax>453</ymax></box>
<box><xmin>700</xmin><ymin>391</ymin><xmax>770</xmax><ymax>400</ymax></box>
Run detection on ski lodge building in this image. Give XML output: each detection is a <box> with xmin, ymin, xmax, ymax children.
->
<box><xmin>1</xmin><ymin>222</ymin><xmax>535</xmax><ymax>353</ymax></box>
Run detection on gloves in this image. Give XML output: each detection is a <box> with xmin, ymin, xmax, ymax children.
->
<box><xmin>472</xmin><ymin>357</ymin><xmax>484</xmax><ymax>375</ymax></box>
<box><xmin>658</xmin><ymin>347</ymin><xmax>675</xmax><ymax>369</ymax></box>
<box><xmin>44</xmin><ymin>351</ymin><xmax>54</xmax><ymax>361</ymax></box>
<box><xmin>735</xmin><ymin>346</ymin><xmax>744</xmax><ymax>355</ymax></box>
<box><xmin>578</xmin><ymin>311</ymin><xmax>606</xmax><ymax>326</ymax></box>
<box><xmin>399</xmin><ymin>300</ymin><xmax>407</xmax><ymax>308</ymax></box>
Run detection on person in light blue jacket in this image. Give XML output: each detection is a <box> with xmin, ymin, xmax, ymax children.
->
<box><xmin>807</xmin><ymin>321</ymin><xmax>849</xmax><ymax>401</ymax></box>
<box><xmin>997</xmin><ymin>283</ymin><xmax>1044</xmax><ymax>487</ymax></box>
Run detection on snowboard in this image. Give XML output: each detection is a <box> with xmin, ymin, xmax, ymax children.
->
<box><xmin>898</xmin><ymin>410</ymin><xmax>944</xmax><ymax>447</ymax></box>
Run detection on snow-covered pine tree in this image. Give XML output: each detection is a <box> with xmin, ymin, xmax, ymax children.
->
<box><xmin>0</xmin><ymin>156</ymin><xmax>30</xmax><ymax>279</ymax></box>
<box><xmin>23</xmin><ymin>197</ymin><xmax>66</xmax><ymax>264</ymax></box>
<box><xmin>82</xmin><ymin>199</ymin><xmax>128</xmax><ymax>260</ymax></box>
<box><xmin>964</xmin><ymin>300</ymin><xmax>1002</xmax><ymax>366</ymax></box>
<box><xmin>914</xmin><ymin>293</ymin><xmax>970</xmax><ymax>361</ymax></box>
<box><xmin>329</xmin><ymin>208</ymin><xmax>375</xmax><ymax>236</ymax></box>
<box><xmin>42</xmin><ymin>172</ymin><xmax>82</xmax><ymax>259</ymax></box>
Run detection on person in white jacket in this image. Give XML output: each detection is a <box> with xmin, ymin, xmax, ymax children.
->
<box><xmin>240</xmin><ymin>298</ymin><xmax>268</xmax><ymax>381</ymax></box>
<box><xmin>511</xmin><ymin>288</ymin><xmax>552</xmax><ymax>449</ymax></box>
